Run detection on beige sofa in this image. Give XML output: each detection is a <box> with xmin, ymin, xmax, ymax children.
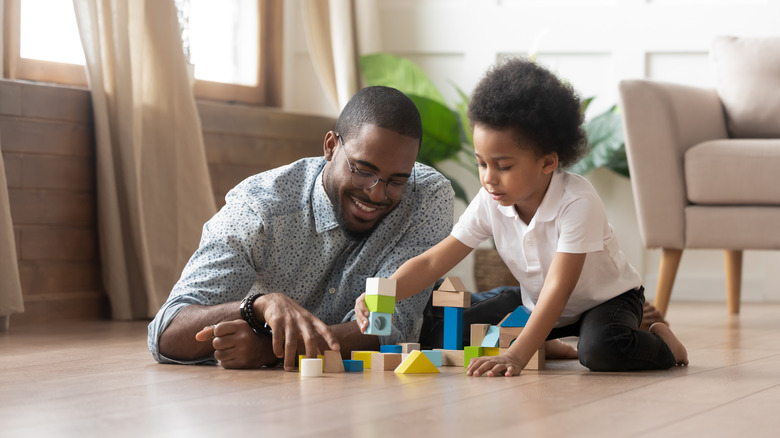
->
<box><xmin>619</xmin><ymin>36</ymin><xmax>780</xmax><ymax>317</ymax></box>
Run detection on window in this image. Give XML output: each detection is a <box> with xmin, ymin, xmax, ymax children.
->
<box><xmin>2</xmin><ymin>0</ymin><xmax>282</xmax><ymax>106</ymax></box>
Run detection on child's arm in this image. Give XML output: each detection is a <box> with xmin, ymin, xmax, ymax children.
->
<box><xmin>355</xmin><ymin>236</ymin><xmax>473</xmax><ymax>333</ymax></box>
<box><xmin>467</xmin><ymin>251</ymin><xmax>586</xmax><ymax>377</ymax></box>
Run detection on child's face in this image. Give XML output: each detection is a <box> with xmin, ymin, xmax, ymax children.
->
<box><xmin>473</xmin><ymin>125</ymin><xmax>558</xmax><ymax>215</ymax></box>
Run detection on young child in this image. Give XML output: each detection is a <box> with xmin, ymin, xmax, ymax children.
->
<box><xmin>355</xmin><ymin>58</ymin><xmax>688</xmax><ymax>376</ymax></box>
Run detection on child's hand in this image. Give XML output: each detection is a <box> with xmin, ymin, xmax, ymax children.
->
<box><xmin>466</xmin><ymin>352</ymin><xmax>525</xmax><ymax>377</ymax></box>
<box><xmin>354</xmin><ymin>292</ymin><xmax>370</xmax><ymax>333</ymax></box>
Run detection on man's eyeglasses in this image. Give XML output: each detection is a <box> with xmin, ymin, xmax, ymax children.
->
<box><xmin>336</xmin><ymin>133</ymin><xmax>412</xmax><ymax>199</ymax></box>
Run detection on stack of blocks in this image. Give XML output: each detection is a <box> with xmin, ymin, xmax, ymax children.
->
<box><xmin>365</xmin><ymin>277</ymin><xmax>397</xmax><ymax>336</ymax></box>
<box><xmin>432</xmin><ymin>277</ymin><xmax>471</xmax><ymax>350</ymax></box>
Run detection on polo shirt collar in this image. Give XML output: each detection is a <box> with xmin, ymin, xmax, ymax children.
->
<box><xmin>495</xmin><ymin>169</ymin><xmax>565</xmax><ymax>223</ymax></box>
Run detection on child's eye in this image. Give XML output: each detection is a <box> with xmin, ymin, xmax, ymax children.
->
<box><xmin>476</xmin><ymin>162</ymin><xmax>487</xmax><ymax>168</ymax></box>
<box><xmin>498</xmin><ymin>166</ymin><xmax>511</xmax><ymax>171</ymax></box>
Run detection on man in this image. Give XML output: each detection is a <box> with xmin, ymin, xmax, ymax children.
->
<box><xmin>148</xmin><ymin>86</ymin><xmax>454</xmax><ymax>371</ymax></box>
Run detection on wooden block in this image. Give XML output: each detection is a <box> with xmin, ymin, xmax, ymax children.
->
<box><xmin>371</xmin><ymin>352</ymin><xmax>403</xmax><ymax>371</ymax></box>
<box><xmin>421</xmin><ymin>350</ymin><xmax>442</xmax><ymax>367</ymax></box>
<box><xmin>365</xmin><ymin>312</ymin><xmax>392</xmax><ymax>336</ymax></box>
<box><xmin>443</xmin><ymin>307</ymin><xmax>463</xmax><ymax>350</ymax></box>
<box><xmin>432</xmin><ymin>290</ymin><xmax>470</xmax><ymax>308</ymax></box>
<box><xmin>298</xmin><ymin>354</ymin><xmax>324</xmax><ymax>369</ymax></box>
<box><xmin>343</xmin><ymin>359</ymin><xmax>364</xmax><ymax>372</ymax></box>
<box><xmin>398</xmin><ymin>343</ymin><xmax>420</xmax><ymax>353</ymax></box>
<box><xmin>470</xmin><ymin>324</ymin><xmax>490</xmax><ymax>347</ymax></box>
<box><xmin>394</xmin><ymin>350</ymin><xmax>439</xmax><ymax>374</ymax></box>
<box><xmin>323</xmin><ymin>350</ymin><xmax>344</xmax><ymax>373</ymax></box>
<box><xmin>365</xmin><ymin>277</ymin><xmax>396</xmax><ymax>296</ymax></box>
<box><xmin>499</xmin><ymin>305</ymin><xmax>532</xmax><ymax>327</ymax></box>
<box><xmin>365</xmin><ymin>294</ymin><xmax>395</xmax><ymax>314</ymax></box>
<box><xmin>300</xmin><ymin>358</ymin><xmax>323</xmax><ymax>377</ymax></box>
<box><xmin>438</xmin><ymin>277</ymin><xmax>468</xmax><ymax>292</ymax></box>
<box><xmin>463</xmin><ymin>346</ymin><xmax>485</xmax><ymax>369</ymax></box>
<box><xmin>380</xmin><ymin>344</ymin><xmax>402</xmax><ymax>354</ymax></box>
<box><xmin>480</xmin><ymin>325</ymin><xmax>500</xmax><ymax>348</ymax></box>
<box><xmin>351</xmin><ymin>351</ymin><xmax>374</xmax><ymax>369</ymax></box>
<box><xmin>484</xmin><ymin>347</ymin><xmax>500</xmax><ymax>356</ymax></box>
<box><xmin>436</xmin><ymin>349</ymin><xmax>465</xmax><ymax>367</ymax></box>
<box><xmin>525</xmin><ymin>344</ymin><xmax>546</xmax><ymax>370</ymax></box>
<box><xmin>499</xmin><ymin>326</ymin><xmax>523</xmax><ymax>348</ymax></box>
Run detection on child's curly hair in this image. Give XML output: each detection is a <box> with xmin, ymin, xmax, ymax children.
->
<box><xmin>467</xmin><ymin>57</ymin><xmax>588</xmax><ymax>169</ymax></box>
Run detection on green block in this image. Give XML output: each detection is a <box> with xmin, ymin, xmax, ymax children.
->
<box><xmin>365</xmin><ymin>294</ymin><xmax>395</xmax><ymax>314</ymax></box>
<box><xmin>463</xmin><ymin>346</ymin><xmax>485</xmax><ymax>369</ymax></box>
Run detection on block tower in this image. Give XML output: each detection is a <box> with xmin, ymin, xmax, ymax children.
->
<box><xmin>364</xmin><ymin>277</ymin><xmax>397</xmax><ymax>336</ymax></box>
<box><xmin>433</xmin><ymin>277</ymin><xmax>470</xmax><ymax>350</ymax></box>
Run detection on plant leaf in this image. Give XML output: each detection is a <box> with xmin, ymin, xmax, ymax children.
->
<box><xmin>570</xmin><ymin>106</ymin><xmax>628</xmax><ymax>177</ymax></box>
<box><xmin>359</xmin><ymin>53</ymin><xmax>446</xmax><ymax>105</ymax></box>
<box><xmin>408</xmin><ymin>95</ymin><xmax>461</xmax><ymax>165</ymax></box>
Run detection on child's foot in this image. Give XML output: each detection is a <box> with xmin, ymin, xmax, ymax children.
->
<box><xmin>640</xmin><ymin>302</ymin><xmax>668</xmax><ymax>331</ymax></box>
<box><xmin>650</xmin><ymin>322</ymin><xmax>689</xmax><ymax>366</ymax></box>
<box><xmin>544</xmin><ymin>339</ymin><xmax>578</xmax><ymax>360</ymax></box>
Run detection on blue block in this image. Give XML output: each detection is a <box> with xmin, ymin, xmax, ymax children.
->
<box><xmin>380</xmin><ymin>344</ymin><xmax>403</xmax><ymax>354</ymax></box>
<box><xmin>421</xmin><ymin>350</ymin><xmax>443</xmax><ymax>367</ymax></box>
<box><xmin>500</xmin><ymin>306</ymin><xmax>532</xmax><ymax>327</ymax></box>
<box><xmin>365</xmin><ymin>312</ymin><xmax>392</xmax><ymax>336</ymax></box>
<box><xmin>443</xmin><ymin>307</ymin><xmax>463</xmax><ymax>350</ymax></box>
<box><xmin>480</xmin><ymin>325</ymin><xmax>500</xmax><ymax>347</ymax></box>
<box><xmin>343</xmin><ymin>359</ymin><xmax>364</xmax><ymax>372</ymax></box>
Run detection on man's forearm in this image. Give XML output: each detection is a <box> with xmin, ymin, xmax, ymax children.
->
<box><xmin>158</xmin><ymin>302</ymin><xmax>242</xmax><ymax>361</ymax></box>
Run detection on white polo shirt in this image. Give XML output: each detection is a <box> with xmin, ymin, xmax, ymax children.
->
<box><xmin>452</xmin><ymin>170</ymin><xmax>642</xmax><ymax>326</ymax></box>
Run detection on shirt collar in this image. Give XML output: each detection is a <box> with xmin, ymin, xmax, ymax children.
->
<box><xmin>495</xmin><ymin>169</ymin><xmax>566</xmax><ymax>223</ymax></box>
<box><xmin>313</xmin><ymin>169</ymin><xmax>341</xmax><ymax>233</ymax></box>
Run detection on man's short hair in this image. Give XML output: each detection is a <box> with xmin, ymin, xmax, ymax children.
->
<box><xmin>335</xmin><ymin>86</ymin><xmax>423</xmax><ymax>149</ymax></box>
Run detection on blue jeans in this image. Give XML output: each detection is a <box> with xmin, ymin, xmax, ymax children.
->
<box><xmin>420</xmin><ymin>285</ymin><xmax>676</xmax><ymax>371</ymax></box>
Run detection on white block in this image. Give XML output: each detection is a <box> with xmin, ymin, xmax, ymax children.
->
<box><xmin>300</xmin><ymin>358</ymin><xmax>323</xmax><ymax>377</ymax></box>
<box><xmin>365</xmin><ymin>278</ymin><xmax>397</xmax><ymax>296</ymax></box>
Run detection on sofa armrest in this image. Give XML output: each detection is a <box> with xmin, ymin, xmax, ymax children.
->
<box><xmin>618</xmin><ymin>79</ymin><xmax>729</xmax><ymax>249</ymax></box>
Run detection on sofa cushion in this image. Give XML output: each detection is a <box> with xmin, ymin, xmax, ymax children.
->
<box><xmin>711</xmin><ymin>36</ymin><xmax>780</xmax><ymax>138</ymax></box>
<box><xmin>685</xmin><ymin>139</ymin><xmax>780</xmax><ymax>205</ymax></box>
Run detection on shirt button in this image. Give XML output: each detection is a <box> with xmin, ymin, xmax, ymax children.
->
<box><xmin>329</xmin><ymin>287</ymin><xmax>336</xmax><ymax>294</ymax></box>
<box><xmin>528</xmin><ymin>240</ymin><xmax>535</xmax><ymax>247</ymax></box>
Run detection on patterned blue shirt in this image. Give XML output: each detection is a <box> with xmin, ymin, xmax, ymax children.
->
<box><xmin>148</xmin><ymin>157</ymin><xmax>454</xmax><ymax>364</ymax></box>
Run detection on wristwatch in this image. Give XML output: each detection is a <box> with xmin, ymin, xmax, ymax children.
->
<box><xmin>239</xmin><ymin>292</ymin><xmax>273</xmax><ymax>337</ymax></box>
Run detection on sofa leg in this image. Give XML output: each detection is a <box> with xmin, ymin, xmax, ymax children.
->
<box><xmin>655</xmin><ymin>249</ymin><xmax>682</xmax><ymax>317</ymax></box>
<box><xmin>724</xmin><ymin>250</ymin><xmax>742</xmax><ymax>314</ymax></box>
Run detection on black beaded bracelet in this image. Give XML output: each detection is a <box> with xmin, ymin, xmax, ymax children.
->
<box><xmin>240</xmin><ymin>292</ymin><xmax>273</xmax><ymax>337</ymax></box>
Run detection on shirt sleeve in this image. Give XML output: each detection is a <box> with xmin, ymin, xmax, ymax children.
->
<box><xmin>147</xmin><ymin>199</ymin><xmax>264</xmax><ymax>364</ymax></box>
<box><xmin>556</xmin><ymin>194</ymin><xmax>606</xmax><ymax>254</ymax></box>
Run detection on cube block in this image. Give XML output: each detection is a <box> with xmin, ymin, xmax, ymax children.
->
<box><xmin>365</xmin><ymin>312</ymin><xmax>392</xmax><ymax>336</ymax></box>
<box><xmin>365</xmin><ymin>294</ymin><xmax>395</xmax><ymax>314</ymax></box>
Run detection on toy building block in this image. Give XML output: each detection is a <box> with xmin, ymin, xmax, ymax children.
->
<box><xmin>498</xmin><ymin>305</ymin><xmax>532</xmax><ymax>327</ymax></box>
<box><xmin>443</xmin><ymin>306</ymin><xmax>464</xmax><ymax>350</ymax></box>
<box><xmin>421</xmin><ymin>350</ymin><xmax>443</xmax><ymax>367</ymax></box>
<box><xmin>438</xmin><ymin>277</ymin><xmax>468</xmax><ymax>292</ymax></box>
<box><xmin>470</xmin><ymin>324</ymin><xmax>490</xmax><ymax>347</ymax></box>
<box><xmin>484</xmin><ymin>347</ymin><xmax>500</xmax><ymax>356</ymax></box>
<box><xmin>380</xmin><ymin>344</ymin><xmax>403</xmax><ymax>354</ymax></box>
<box><xmin>499</xmin><ymin>326</ymin><xmax>523</xmax><ymax>348</ymax></box>
<box><xmin>366</xmin><ymin>277</ymin><xmax>397</xmax><ymax>296</ymax></box>
<box><xmin>398</xmin><ymin>343</ymin><xmax>420</xmax><ymax>353</ymax></box>
<box><xmin>365</xmin><ymin>294</ymin><xmax>395</xmax><ymax>314</ymax></box>
<box><xmin>300</xmin><ymin>358</ymin><xmax>323</xmax><ymax>377</ymax></box>
<box><xmin>365</xmin><ymin>312</ymin><xmax>392</xmax><ymax>336</ymax></box>
<box><xmin>298</xmin><ymin>354</ymin><xmax>324</xmax><ymax>370</ymax></box>
<box><xmin>394</xmin><ymin>350</ymin><xmax>440</xmax><ymax>374</ymax></box>
<box><xmin>463</xmin><ymin>346</ymin><xmax>485</xmax><ymax>369</ymax></box>
<box><xmin>323</xmin><ymin>350</ymin><xmax>345</xmax><ymax>373</ymax></box>
<box><xmin>436</xmin><ymin>349</ymin><xmax>465</xmax><ymax>367</ymax></box>
<box><xmin>351</xmin><ymin>351</ymin><xmax>374</xmax><ymax>369</ymax></box>
<box><xmin>343</xmin><ymin>359</ymin><xmax>364</xmax><ymax>372</ymax></box>
<box><xmin>480</xmin><ymin>325</ymin><xmax>500</xmax><ymax>348</ymax></box>
<box><xmin>372</xmin><ymin>352</ymin><xmax>403</xmax><ymax>371</ymax></box>
<box><xmin>432</xmin><ymin>290</ymin><xmax>470</xmax><ymax>308</ymax></box>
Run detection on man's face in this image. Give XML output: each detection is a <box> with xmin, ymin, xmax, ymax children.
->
<box><xmin>322</xmin><ymin>124</ymin><xmax>419</xmax><ymax>239</ymax></box>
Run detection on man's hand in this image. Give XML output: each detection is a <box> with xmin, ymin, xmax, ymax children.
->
<box><xmin>354</xmin><ymin>292</ymin><xmax>370</xmax><ymax>334</ymax></box>
<box><xmin>466</xmin><ymin>351</ymin><xmax>525</xmax><ymax>377</ymax></box>
<box><xmin>194</xmin><ymin>320</ymin><xmax>277</xmax><ymax>369</ymax></box>
<box><xmin>255</xmin><ymin>293</ymin><xmax>341</xmax><ymax>371</ymax></box>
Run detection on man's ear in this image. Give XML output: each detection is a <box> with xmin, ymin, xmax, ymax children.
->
<box><xmin>542</xmin><ymin>152</ymin><xmax>559</xmax><ymax>175</ymax></box>
<box><xmin>323</xmin><ymin>131</ymin><xmax>339</xmax><ymax>161</ymax></box>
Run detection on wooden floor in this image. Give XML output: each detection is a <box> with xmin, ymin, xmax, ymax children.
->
<box><xmin>2</xmin><ymin>301</ymin><xmax>780</xmax><ymax>438</ymax></box>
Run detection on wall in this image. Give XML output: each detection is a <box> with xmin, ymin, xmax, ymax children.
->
<box><xmin>283</xmin><ymin>0</ymin><xmax>780</xmax><ymax>303</ymax></box>
<box><xmin>0</xmin><ymin>80</ymin><xmax>333</xmax><ymax>323</ymax></box>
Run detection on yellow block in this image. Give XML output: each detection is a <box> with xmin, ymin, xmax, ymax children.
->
<box><xmin>484</xmin><ymin>347</ymin><xmax>500</xmax><ymax>356</ymax></box>
<box><xmin>351</xmin><ymin>351</ymin><xmax>374</xmax><ymax>369</ymax></box>
<box><xmin>394</xmin><ymin>350</ymin><xmax>440</xmax><ymax>374</ymax></box>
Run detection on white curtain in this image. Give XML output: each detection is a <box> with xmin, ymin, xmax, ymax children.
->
<box><xmin>72</xmin><ymin>0</ymin><xmax>216</xmax><ymax>319</ymax></box>
<box><xmin>302</xmin><ymin>0</ymin><xmax>381</xmax><ymax>111</ymax></box>
<box><xmin>0</xmin><ymin>137</ymin><xmax>24</xmax><ymax>331</ymax></box>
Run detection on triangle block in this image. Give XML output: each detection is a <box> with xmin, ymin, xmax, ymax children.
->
<box><xmin>394</xmin><ymin>350</ymin><xmax>440</xmax><ymax>374</ymax></box>
<box><xmin>438</xmin><ymin>277</ymin><xmax>468</xmax><ymax>292</ymax></box>
<box><xmin>498</xmin><ymin>306</ymin><xmax>531</xmax><ymax>327</ymax></box>
<box><xmin>480</xmin><ymin>325</ymin><xmax>500</xmax><ymax>347</ymax></box>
